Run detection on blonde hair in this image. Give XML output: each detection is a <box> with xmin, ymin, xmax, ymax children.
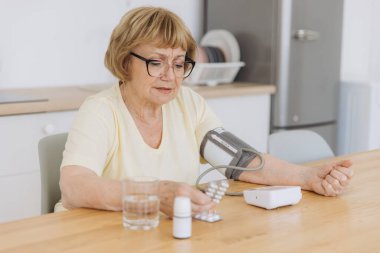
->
<box><xmin>104</xmin><ymin>6</ymin><xmax>197</xmax><ymax>81</ymax></box>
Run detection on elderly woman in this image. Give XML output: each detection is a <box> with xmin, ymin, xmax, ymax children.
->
<box><xmin>59</xmin><ymin>7</ymin><xmax>353</xmax><ymax>216</ymax></box>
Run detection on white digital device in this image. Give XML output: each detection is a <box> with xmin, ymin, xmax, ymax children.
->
<box><xmin>243</xmin><ymin>186</ymin><xmax>302</xmax><ymax>209</ymax></box>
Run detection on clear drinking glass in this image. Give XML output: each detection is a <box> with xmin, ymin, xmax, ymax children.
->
<box><xmin>121</xmin><ymin>176</ymin><xmax>160</xmax><ymax>230</ymax></box>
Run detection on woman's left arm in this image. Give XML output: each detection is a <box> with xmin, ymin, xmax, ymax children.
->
<box><xmin>238</xmin><ymin>153</ymin><xmax>354</xmax><ymax>196</ymax></box>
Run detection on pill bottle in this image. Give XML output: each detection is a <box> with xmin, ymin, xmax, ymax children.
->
<box><xmin>173</xmin><ymin>196</ymin><xmax>192</xmax><ymax>239</ymax></box>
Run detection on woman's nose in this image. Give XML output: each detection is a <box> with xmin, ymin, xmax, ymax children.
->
<box><xmin>161</xmin><ymin>64</ymin><xmax>176</xmax><ymax>80</ymax></box>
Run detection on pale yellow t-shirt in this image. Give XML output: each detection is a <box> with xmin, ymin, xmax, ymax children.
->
<box><xmin>61</xmin><ymin>84</ymin><xmax>222</xmax><ymax>184</ymax></box>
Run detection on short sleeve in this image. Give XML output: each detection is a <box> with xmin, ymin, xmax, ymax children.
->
<box><xmin>61</xmin><ymin>97</ymin><xmax>115</xmax><ymax>176</ymax></box>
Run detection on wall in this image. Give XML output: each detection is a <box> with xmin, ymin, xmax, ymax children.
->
<box><xmin>341</xmin><ymin>0</ymin><xmax>373</xmax><ymax>82</ymax></box>
<box><xmin>341</xmin><ymin>0</ymin><xmax>380</xmax><ymax>84</ymax></box>
<box><xmin>0</xmin><ymin>0</ymin><xmax>203</xmax><ymax>88</ymax></box>
<box><xmin>338</xmin><ymin>0</ymin><xmax>380</xmax><ymax>154</ymax></box>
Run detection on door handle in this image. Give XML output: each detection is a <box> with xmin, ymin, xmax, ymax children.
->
<box><xmin>294</xmin><ymin>29</ymin><xmax>320</xmax><ymax>41</ymax></box>
<box><xmin>43</xmin><ymin>124</ymin><xmax>55</xmax><ymax>134</ymax></box>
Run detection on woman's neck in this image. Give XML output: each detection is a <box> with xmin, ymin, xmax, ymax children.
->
<box><xmin>120</xmin><ymin>83</ymin><xmax>162</xmax><ymax>125</ymax></box>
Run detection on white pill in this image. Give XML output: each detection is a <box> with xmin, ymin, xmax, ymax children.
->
<box><xmin>207</xmin><ymin>188</ymin><xmax>216</xmax><ymax>193</ymax></box>
<box><xmin>221</xmin><ymin>181</ymin><xmax>229</xmax><ymax>188</ymax></box>
<box><xmin>206</xmin><ymin>191</ymin><xmax>214</xmax><ymax>197</ymax></box>
<box><xmin>209</xmin><ymin>182</ymin><xmax>218</xmax><ymax>189</ymax></box>
<box><xmin>207</xmin><ymin>216</ymin><xmax>216</xmax><ymax>222</ymax></box>
<box><xmin>216</xmin><ymin>190</ymin><xmax>225</xmax><ymax>195</ymax></box>
<box><xmin>214</xmin><ymin>195</ymin><xmax>223</xmax><ymax>200</ymax></box>
<box><xmin>201</xmin><ymin>215</ymin><xmax>208</xmax><ymax>220</ymax></box>
<box><xmin>214</xmin><ymin>214</ymin><xmax>221</xmax><ymax>220</ymax></box>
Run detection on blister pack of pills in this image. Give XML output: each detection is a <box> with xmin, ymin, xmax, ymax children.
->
<box><xmin>194</xmin><ymin>210</ymin><xmax>222</xmax><ymax>223</ymax></box>
<box><xmin>194</xmin><ymin>179</ymin><xmax>229</xmax><ymax>223</ymax></box>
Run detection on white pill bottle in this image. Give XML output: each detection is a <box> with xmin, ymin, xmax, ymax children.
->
<box><xmin>173</xmin><ymin>196</ymin><xmax>192</xmax><ymax>239</ymax></box>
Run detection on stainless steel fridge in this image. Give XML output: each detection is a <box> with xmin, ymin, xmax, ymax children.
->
<box><xmin>205</xmin><ymin>0</ymin><xmax>344</xmax><ymax>152</ymax></box>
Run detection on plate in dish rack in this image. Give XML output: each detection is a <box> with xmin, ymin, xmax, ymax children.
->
<box><xmin>200</xmin><ymin>29</ymin><xmax>240</xmax><ymax>62</ymax></box>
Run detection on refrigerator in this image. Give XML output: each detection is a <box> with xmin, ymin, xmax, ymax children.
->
<box><xmin>205</xmin><ymin>0</ymin><xmax>344</xmax><ymax>152</ymax></box>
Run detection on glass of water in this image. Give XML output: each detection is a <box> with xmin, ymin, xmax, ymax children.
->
<box><xmin>121</xmin><ymin>176</ymin><xmax>160</xmax><ymax>230</ymax></box>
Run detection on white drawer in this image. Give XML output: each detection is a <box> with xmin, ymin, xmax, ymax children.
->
<box><xmin>0</xmin><ymin>111</ymin><xmax>76</xmax><ymax>177</ymax></box>
<box><xmin>0</xmin><ymin>171</ymin><xmax>40</xmax><ymax>222</ymax></box>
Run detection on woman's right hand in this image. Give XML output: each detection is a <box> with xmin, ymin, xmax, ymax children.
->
<box><xmin>159</xmin><ymin>180</ymin><xmax>216</xmax><ymax>217</ymax></box>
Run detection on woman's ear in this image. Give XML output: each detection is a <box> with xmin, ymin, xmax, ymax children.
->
<box><xmin>122</xmin><ymin>55</ymin><xmax>132</xmax><ymax>80</ymax></box>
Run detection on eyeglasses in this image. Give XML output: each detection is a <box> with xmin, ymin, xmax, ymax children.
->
<box><xmin>129</xmin><ymin>52</ymin><xmax>195</xmax><ymax>78</ymax></box>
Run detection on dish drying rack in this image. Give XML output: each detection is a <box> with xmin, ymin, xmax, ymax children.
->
<box><xmin>185</xmin><ymin>62</ymin><xmax>245</xmax><ymax>86</ymax></box>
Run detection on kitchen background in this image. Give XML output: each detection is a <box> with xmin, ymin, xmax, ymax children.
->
<box><xmin>0</xmin><ymin>0</ymin><xmax>380</xmax><ymax>222</ymax></box>
<box><xmin>1</xmin><ymin>0</ymin><xmax>379</xmax><ymax>155</ymax></box>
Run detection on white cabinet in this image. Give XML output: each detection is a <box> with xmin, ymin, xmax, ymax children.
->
<box><xmin>200</xmin><ymin>94</ymin><xmax>271</xmax><ymax>182</ymax></box>
<box><xmin>0</xmin><ymin>110</ymin><xmax>76</xmax><ymax>222</ymax></box>
<box><xmin>207</xmin><ymin>94</ymin><xmax>270</xmax><ymax>152</ymax></box>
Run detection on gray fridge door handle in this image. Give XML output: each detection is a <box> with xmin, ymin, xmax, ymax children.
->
<box><xmin>294</xmin><ymin>29</ymin><xmax>320</xmax><ymax>41</ymax></box>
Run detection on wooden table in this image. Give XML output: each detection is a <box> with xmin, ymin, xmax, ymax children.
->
<box><xmin>0</xmin><ymin>150</ymin><xmax>379</xmax><ymax>253</ymax></box>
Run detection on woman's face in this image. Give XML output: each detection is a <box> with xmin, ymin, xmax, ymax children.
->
<box><xmin>127</xmin><ymin>44</ymin><xmax>187</xmax><ymax>107</ymax></box>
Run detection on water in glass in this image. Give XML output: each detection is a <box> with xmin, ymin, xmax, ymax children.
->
<box><xmin>123</xmin><ymin>194</ymin><xmax>159</xmax><ymax>230</ymax></box>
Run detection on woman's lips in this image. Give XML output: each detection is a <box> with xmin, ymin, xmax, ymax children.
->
<box><xmin>156</xmin><ymin>87</ymin><xmax>173</xmax><ymax>94</ymax></box>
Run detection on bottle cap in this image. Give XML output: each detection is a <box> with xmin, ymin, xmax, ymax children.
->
<box><xmin>174</xmin><ymin>196</ymin><xmax>191</xmax><ymax>217</ymax></box>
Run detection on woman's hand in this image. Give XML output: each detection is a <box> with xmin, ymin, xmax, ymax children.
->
<box><xmin>159</xmin><ymin>181</ymin><xmax>216</xmax><ymax>217</ymax></box>
<box><xmin>309</xmin><ymin>160</ymin><xmax>354</xmax><ymax>196</ymax></box>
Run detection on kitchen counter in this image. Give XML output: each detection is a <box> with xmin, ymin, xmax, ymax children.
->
<box><xmin>0</xmin><ymin>82</ymin><xmax>275</xmax><ymax>116</ymax></box>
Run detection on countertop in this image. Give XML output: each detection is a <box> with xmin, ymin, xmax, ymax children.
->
<box><xmin>0</xmin><ymin>82</ymin><xmax>275</xmax><ymax>116</ymax></box>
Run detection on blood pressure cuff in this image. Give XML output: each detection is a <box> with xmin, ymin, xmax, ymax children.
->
<box><xmin>226</xmin><ymin>150</ymin><xmax>257</xmax><ymax>180</ymax></box>
<box><xmin>200</xmin><ymin>128</ymin><xmax>259</xmax><ymax>180</ymax></box>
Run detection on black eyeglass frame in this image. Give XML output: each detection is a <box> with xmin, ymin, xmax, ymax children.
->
<box><xmin>129</xmin><ymin>52</ymin><xmax>196</xmax><ymax>78</ymax></box>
